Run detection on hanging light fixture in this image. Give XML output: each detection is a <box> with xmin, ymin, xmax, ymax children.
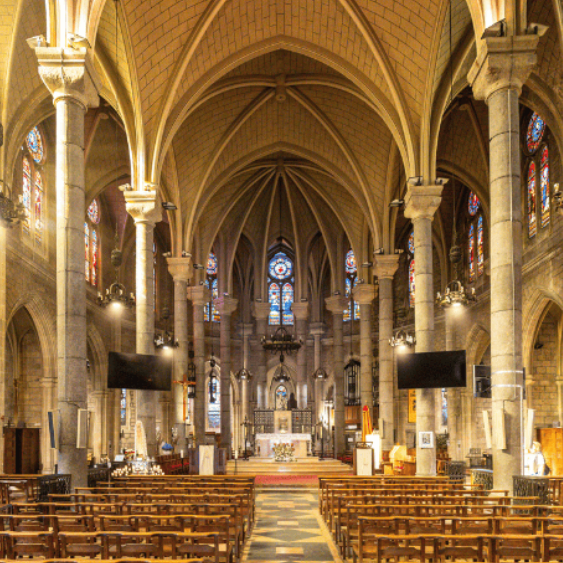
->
<box><xmin>313</xmin><ymin>367</ymin><xmax>328</xmax><ymax>381</ymax></box>
<box><xmin>436</xmin><ymin>0</ymin><xmax>476</xmax><ymax>311</ymax></box>
<box><xmin>236</xmin><ymin>320</ymin><xmax>253</xmax><ymax>381</ymax></box>
<box><xmin>389</xmin><ymin>308</ymin><xmax>416</xmax><ymax>348</ymax></box>
<box><xmin>154</xmin><ymin>303</ymin><xmax>179</xmax><ymax>349</ymax></box>
<box><xmin>97</xmin><ymin>227</ymin><xmax>135</xmax><ymax>309</ymax></box>
<box><xmin>0</xmin><ymin>184</ymin><xmax>25</xmax><ymax>225</ymax></box>
<box><xmin>273</xmin><ymin>353</ymin><xmax>292</xmax><ymax>383</ymax></box>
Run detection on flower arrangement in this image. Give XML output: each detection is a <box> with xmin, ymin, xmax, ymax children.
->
<box><xmin>273</xmin><ymin>442</ymin><xmax>296</xmax><ymax>462</ymax></box>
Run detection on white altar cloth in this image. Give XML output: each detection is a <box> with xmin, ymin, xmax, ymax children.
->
<box><xmin>256</xmin><ymin>433</ymin><xmax>311</xmax><ymax>458</ymax></box>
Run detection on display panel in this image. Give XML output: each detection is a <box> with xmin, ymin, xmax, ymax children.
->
<box><xmin>397</xmin><ymin>350</ymin><xmax>466</xmax><ymax>389</ymax></box>
<box><xmin>108</xmin><ymin>351</ymin><xmax>172</xmax><ymax>391</ymax></box>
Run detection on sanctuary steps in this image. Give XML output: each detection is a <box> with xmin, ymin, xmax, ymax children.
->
<box><xmin>226</xmin><ymin>456</ymin><xmax>353</xmax><ymax>475</ymax></box>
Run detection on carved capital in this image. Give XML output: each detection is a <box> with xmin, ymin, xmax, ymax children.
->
<box><xmin>252</xmin><ymin>301</ymin><xmax>271</xmax><ymax>321</ymax></box>
<box><xmin>124</xmin><ymin>190</ymin><xmax>162</xmax><ymax>226</ymax></box>
<box><xmin>404</xmin><ymin>181</ymin><xmax>444</xmax><ymax>221</ymax></box>
<box><xmin>373</xmin><ymin>254</ymin><xmax>400</xmax><ymax>280</ymax></box>
<box><xmin>167</xmin><ymin>256</ymin><xmax>192</xmax><ymax>282</ymax></box>
<box><xmin>35</xmin><ymin>47</ymin><xmax>100</xmax><ymax>109</ymax></box>
<box><xmin>353</xmin><ymin>283</ymin><xmax>377</xmax><ymax>305</ymax></box>
<box><xmin>187</xmin><ymin>285</ymin><xmax>210</xmax><ymax>306</ymax></box>
<box><xmin>325</xmin><ymin>295</ymin><xmax>348</xmax><ymax>314</ymax></box>
<box><xmin>292</xmin><ymin>302</ymin><xmax>310</xmax><ymax>321</ymax></box>
<box><xmin>468</xmin><ymin>36</ymin><xmax>539</xmax><ymax>101</ymax></box>
<box><xmin>215</xmin><ymin>296</ymin><xmax>238</xmax><ymax>316</ymax></box>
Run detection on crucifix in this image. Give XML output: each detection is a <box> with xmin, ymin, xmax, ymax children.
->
<box><xmin>173</xmin><ymin>373</ymin><xmax>194</xmax><ymax>423</ymax></box>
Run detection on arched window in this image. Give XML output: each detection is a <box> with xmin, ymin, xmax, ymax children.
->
<box><xmin>120</xmin><ymin>389</ymin><xmax>127</xmax><ymax>425</ymax></box>
<box><xmin>344</xmin><ymin>359</ymin><xmax>360</xmax><ymax>406</ymax></box>
<box><xmin>21</xmin><ymin>127</ymin><xmax>46</xmax><ymax>244</ymax></box>
<box><xmin>467</xmin><ymin>191</ymin><xmax>484</xmax><ymax>283</ymax></box>
<box><xmin>344</xmin><ymin>249</ymin><xmax>360</xmax><ymax>321</ymax></box>
<box><xmin>204</xmin><ymin>252</ymin><xmax>220</xmax><ymax>322</ymax></box>
<box><xmin>85</xmin><ymin>199</ymin><xmax>100</xmax><ymax>286</ymax></box>
<box><xmin>407</xmin><ymin>231</ymin><xmax>415</xmax><ymax>308</ymax></box>
<box><xmin>525</xmin><ymin>112</ymin><xmax>550</xmax><ymax>237</ymax></box>
<box><xmin>207</xmin><ymin>374</ymin><xmax>220</xmax><ymax>430</ymax></box>
<box><xmin>268</xmin><ymin>251</ymin><xmax>294</xmax><ymax>325</ymax></box>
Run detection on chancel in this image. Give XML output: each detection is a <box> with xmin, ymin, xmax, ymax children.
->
<box><xmin>1</xmin><ymin>0</ymin><xmax>563</xmax><ymax>560</ymax></box>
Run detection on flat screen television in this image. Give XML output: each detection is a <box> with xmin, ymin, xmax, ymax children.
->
<box><xmin>397</xmin><ymin>350</ymin><xmax>466</xmax><ymax>389</ymax></box>
<box><xmin>107</xmin><ymin>351</ymin><xmax>172</xmax><ymax>391</ymax></box>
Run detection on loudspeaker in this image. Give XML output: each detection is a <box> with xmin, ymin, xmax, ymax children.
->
<box><xmin>76</xmin><ymin>409</ymin><xmax>88</xmax><ymax>449</ymax></box>
<box><xmin>525</xmin><ymin>408</ymin><xmax>535</xmax><ymax>449</ymax></box>
<box><xmin>482</xmin><ymin>410</ymin><xmax>492</xmax><ymax>449</ymax></box>
<box><xmin>492</xmin><ymin>407</ymin><xmax>506</xmax><ymax>450</ymax></box>
<box><xmin>47</xmin><ymin>411</ymin><xmax>58</xmax><ymax>450</ymax></box>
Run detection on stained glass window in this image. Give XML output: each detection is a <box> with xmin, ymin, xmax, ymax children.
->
<box><xmin>468</xmin><ymin>192</ymin><xmax>480</xmax><ymax>216</ymax></box>
<box><xmin>275</xmin><ymin>385</ymin><xmax>288</xmax><ymax>410</ymax></box>
<box><xmin>408</xmin><ymin>259</ymin><xmax>415</xmax><ymax>308</ymax></box>
<box><xmin>441</xmin><ymin>388</ymin><xmax>448</xmax><ymax>427</ymax></box>
<box><xmin>22</xmin><ymin>157</ymin><xmax>31</xmax><ymax>234</ymax></box>
<box><xmin>91</xmin><ymin>229</ymin><xmax>98</xmax><ymax>286</ymax></box>
<box><xmin>344</xmin><ymin>249</ymin><xmax>360</xmax><ymax>321</ymax></box>
<box><xmin>207</xmin><ymin>375</ymin><xmax>220</xmax><ymax>430</ymax></box>
<box><xmin>26</xmin><ymin>127</ymin><xmax>44</xmax><ymax>163</ymax></box>
<box><xmin>120</xmin><ymin>389</ymin><xmax>127</xmax><ymax>425</ymax></box>
<box><xmin>268</xmin><ymin>251</ymin><xmax>294</xmax><ymax>325</ymax></box>
<box><xmin>528</xmin><ymin>161</ymin><xmax>537</xmax><ymax>238</ymax></box>
<box><xmin>345</xmin><ymin>249</ymin><xmax>357</xmax><ymax>274</ymax></box>
<box><xmin>207</xmin><ymin>252</ymin><xmax>218</xmax><ymax>275</ymax></box>
<box><xmin>269</xmin><ymin>282</ymin><xmax>281</xmax><ymax>325</ymax></box>
<box><xmin>408</xmin><ymin>231</ymin><xmax>414</xmax><ymax>254</ymax></box>
<box><xmin>33</xmin><ymin>172</ymin><xmax>43</xmax><ymax>243</ymax></box>
<box><xmin>204</xmin><ymin>252</ymin><xmax>220</xmax><ymax>322</ymax></box>
<box><xmin>468</xmin><ymin>223</ymin><xmax>475</xmax><ymax>282</ymax></box>
<box><xmin>541</xmin><ymin>146</ymin><xmax>550</xmax><ymax>228</ymax></box>
<box><xmin>87</xmin><ymin>199</ymin><xmax>100</xmax><ymax>224</ymax></box>
<box><xmin>527</xmin><ymin>112</ymin><xmax>546</xmax><ymax>154</ymax></box>
<box><xmin>85</xmin><ymin>222</ymin><xmax>90</xmax><ymax>282</ymax></box>
<box><xmin>477</xmin><ymin>215</ymin><xmax>484</xmax><ymax>276</ymax></box>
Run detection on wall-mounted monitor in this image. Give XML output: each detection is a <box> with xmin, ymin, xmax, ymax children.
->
<box><xmin>107</xmin><ymin>351</ymin><xmax>172</xmax><ymax>391</ymax></box>
<box><xmin>397</xmin><ymin>350</ymin><xmax>466</xmax><ymax>389</ymax></box>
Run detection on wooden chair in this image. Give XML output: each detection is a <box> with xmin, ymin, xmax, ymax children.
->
<box><xmin>433</xmin><ymin>534</ymin><xmax>485</xmax><ymax>562</ymax></box>
<box><xmin>490</xmin><ymin>534</ymin><xmax>542</xmax><ymax>562</ymax></box>
<box><xmin>5</xmin><ymin>531</ymin><xmax>55</xmax><ymax>559</ymax></box>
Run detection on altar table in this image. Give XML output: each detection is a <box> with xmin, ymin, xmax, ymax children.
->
<box><xmin>255</xmin><ymin>433</ymin><xmax>312</xmax><ymax>458</ymax></box>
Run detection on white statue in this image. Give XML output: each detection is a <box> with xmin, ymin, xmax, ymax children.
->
<box><xmin>135</xmin><ymin>420</ymin><xmax>148</xmax><ymax>459</ymax></box>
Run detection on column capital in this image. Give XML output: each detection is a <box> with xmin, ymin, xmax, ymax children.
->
<box><xmin>252</xmin><ymin>301</ymin><xmax>271</xmax><ymax>321</ymax></box>
<box><xmin>325</xmin><ymin>295</ymin><xmax>348</xmax><ymax>314</ymax></box>
<box><xmin>35</xmin><ymin>47</ymin><xmax>101</xmax><ymax>109</ymax></box>
<box><xmin>292</xmin><ymin>302</ymin><xmax>310</xmax><ymax>321</ymax></box>
<box><xmin>353</xmin><ymin>283</ymin><xmax>377</xmax><ymax>305</ymax></box>
<box><xmin>373</xmin><ymin>254</ymin><xmax>400</xmax><ymax>280</ymax></box>
<box><xmin>187</xmin><ymin>284</ymin><xmax>210</xmax><ymax>306</ymax></box>
<box><xmin>468</xmin><ymin>36</ymin><xmax>539</xmax><ymax>102</ymax></box>
<box><xmin>215</xmin><ymin>296</ymin><xmax>238</xmax><ymax>316</ymax></box>
<box><xmin>167</xmin><ymin>256</ymin><xmax>192</xmax><ymax>282</ymax></box>
<box><xmin>124</xmin><ymin>189</ymin><xmax>162</xmax><ymax>226</ymax></box>
<box><xmin>404</xmin><ymin>181</ymin><xmax>445</xmax><ymax>221</ymax></box>
<box><xmin>309</xmin><ymin>322</ymin><xmax>326</xmax><ymax>336</ymax></box>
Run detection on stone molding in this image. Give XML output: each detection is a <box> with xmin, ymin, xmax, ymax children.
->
<box><xmin>167</xmin><ymin>257</ymin><xmax>192</xmax><ymax>282</ymax></box>
<box><xmin>292</xmin><ymin>301</ymin><xmax>309</xmax><ymax>320</ymax></box>
<box><xmin>187</xmin><ymin>285</ymin><xmax>210</xmax><ymax>306</ymax></box>
<box><xmin>35</xmin><ymin>47</ymin><xmax>100</xmax><ymax>109</ymax></box>
<box><xmin>252</xmin><ymin>301</ymin><xmax>271</xmax><ymax>320</ymax></box>
<box><xmin>309</xmin><ymin>322</ymin><xmax>326</xmax><ymax>336</ymax></box>
<box><xmin>215</xmin><ymin>296</ymin><xmax>238</xmax><ymax>316</ymax></box>
<box><xmin>404</xmin><ymin>181</ymin><xmax>445</xmax><ymax>221</ymax></box>
<box><xmin>325</xmin><ymin>295</ymin><xmax>348</xmax><ymax>314</ymax></box>
<box><xmin>468</xmin><ymin>36</ymin><xmax>539</xmax><ymax>102</ymax></box>
<box><xmin>373</xmin><ymin>254</ymin><xmax>400</xmax><ymax>280</ymax></box>
<box><xmin>353</xmin><ymin>283</ymin><xmax>377</xmax><ymax>305</ymax></box>
<box><xmin>124</xmin><ymin>190</ymin><xmax>162</xmax><ymax>226</ymax></box>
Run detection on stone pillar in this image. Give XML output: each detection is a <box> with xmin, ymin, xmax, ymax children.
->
<box><xmin>239</xmin><ymin>323</ymin><xmax>253</xmax><ymax>448</ymax></box>
<box><xmin>36</xmin><ymin>47</ymin><xmax>100</xmax><ymax>486</ymax></box>
<box><xmin>469</xmin><ymin>36</ymin><xmax>538</xmax><ymax>492</ymax></box>
<box><xmin>252</xmin><ymin>302</ymin><xmax>271</xmax><ymax>408</ymax></box>
<box><xmin>293</xmin><ymin>302</ymin><xmax>310</xmax><ymax>408</ymax></box>
<box><xmin>167</xmin><ymin>257</ymin><xmax>192</xmax><ymax>449</ymax></box>
<box><xmin>353</xmin><ymin>284</ymin><xmax>376</xmax><ymax>421</ymax></box>
<box><xmin>187</xmin><ymin>285</ymin><xmax>210</xmax><ymax>444</ymax></box>
<box><xmin>446</xmin><ymin>309</ymin><xmax>462</xmax><ymax>460</ymax></box>
<box><xmin>124</xmin><ymin>189</ymin><xmax>162</xmax><ymax>457</ymax></box>
<box><xmin>405</xmin><ymin>181</ymin><xmax>444</xmax><ymax>476</ymax></box>
<box><xmin>215</xmin><ymin>296</ymin><xmax>238</xmax><ymax>453</ymax></box>
<box><xmin>310</xmin><ymin>322</ymin><xmax>325</xmax><ymax>454</ymax></box>
<box><xmin>373</xmin><ymin>255</ymin><xmax>400</xmax><ymax>452</ymax></box>
<box><xmin>325</xmin><ymin>296</ymin><xmax>348</xmax><ymax>457</ymax></box>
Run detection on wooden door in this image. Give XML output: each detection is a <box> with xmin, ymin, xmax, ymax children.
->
<box><xmin>3</xmin><ymin>428</ymin><xmax>16</xmax><ymax>473</ymax></box>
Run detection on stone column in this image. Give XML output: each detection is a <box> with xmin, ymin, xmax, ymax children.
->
<box><xmin>240</xmin><ymin>323</ymin><xmax>253</xmax><ymax>449</ymax></box>
<box><xmin>325</xmin><ymin>296</ymin><xmax>348</xmax><ymax>457</ymax></box>
<box><xmin>36</xmin><ymin>47</ymin><xmax>100</xmax><ymax>486</ymax></box>
<box><xmin>469</xmin><ymin>36</ymin><xmax>538</xmax><ymax>492</ymax></box>
<box><xmin>373</xmin><ymin>255</ymin><xmax>399</xmax><ymax>452</ymax></box>
<box><xmin>124</xmin><ymin>189</ymin><xmax>162</xmax><ymax>457</ymax></box>
<box><xmin>310</xmin><ymin>322</ymin><xmax>325</xmax><ymax>454</ymax></box>
<box><xmin>167</xmin><ymin>257</ymin><xmax>192</xmax><ymax>449</ymax></box>
<box><xmin>293</xmin><ymin>302</ymin><xmax>310</xmax><ymax>408</ymax></box>
<box><xmin>405</xmin><ymin>181</ymin><xmax>444</xmax><ymax>476</ymax></box>
<box><xmin>446</xmin><ymin>309</ymin><xmax>462</xmax><ymax>460</ymax></box>
<box><xmin>187</xmin><ymin>285</ymin><xmax>210</xmax><ymax>444</ymax></box>
<box><xmin>252</xmin><ymin>302</ymin><xmax>271</xmax><ymax>408</ymax></box>
<box><xmin>353</xmin><ymin>284</ymin><xmax>376</xmax><ymax>421</ymax></box>
<box><xmin>215</xmin><ymin>296</ymin><xmax>238</xmax><ymax>453</ymax></box>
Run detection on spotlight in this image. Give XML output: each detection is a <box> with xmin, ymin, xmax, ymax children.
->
<box><xmin>161</xmin><ymin>202</ymin><xmax>177</xmax><ymax>211</ymax></box>
<box><xmin>118</xmin><ymin>184</ymin><xmax>133</xmax><ymax>192</ymax></box>
<box><xmin>162</xmin><ymin>252</ymin><xmax>172</xmax><ymax>258</ymax></box>
<box><xmin>193</xmin><ymin>264</ymin><xmax>204</xmax><ymax>270</ymax></box>
<box><xmin>389</xmin><ymin>200</ymin><xmax>404</xmax><ymax>208</ymax></box>
<box><xmin>407</xmin><ymin>176</ymin><xmax>423</xmax><ymax>187</ymax></box>
<box><xmin>373</xmin><ymin>248</ymin><xmax>385</xmax><ymax>255</ymax></box>
<box><xmin>181</xmin><ymin>251</ymin><xmax>191</xmax><ymax>258</ymax></box>
<box><xmin>394</xmin><ymin>249</ymin><xmax>404</xmax><ymax>255</ymax></box>
<box><xmin>526</xmin><ymin>23</ymin><xmax>548</xmax><ymax>36</ymax></box>
<box><xmin>481</xmin><ymin>20</ymin><xmax>505</xmax><ymax>39</ymax></box>
<box><xmin>361</xmin><ymin>262</ymin><xmax>373</xmax><ymax>268</ymax></box>
<box><xmin>67</xmin><ymin>33</ymin><xmax>91</xmax><ymax>49</ymax></box>
<box><xmin>26</xmin><ymin>35</ymin><xmax>47</xmax><ymax>49</ymax></box>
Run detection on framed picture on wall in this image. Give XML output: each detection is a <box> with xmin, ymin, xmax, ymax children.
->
<box><xmin>408</xmin><ymin>389</ymin><xmax>416</xmax><ymax>423</ymax></box>
<box><xmin>419</xmin><ymin>431</ymin><xmax>434</xmax><ymax>449</ymax></box>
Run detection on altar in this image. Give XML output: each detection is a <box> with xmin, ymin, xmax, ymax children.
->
<box><xmin>256</xmin><ymin>433</ymin><xmax>312</xmax><ymax>458</ymax></box>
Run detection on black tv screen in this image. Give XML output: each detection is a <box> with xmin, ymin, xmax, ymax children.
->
<box><xmin>397</xmin><ymin>350</ymin><xmax>466</xmax><ymax>389</ymax></box>
<box><xmin>107</xmin><ymin>352</ymin><xmax>172</xmax><ymax>391</ymax></box>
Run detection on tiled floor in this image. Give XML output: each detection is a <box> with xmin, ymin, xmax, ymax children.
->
<box><xmin>242</xmin><ymin>490</ymin><xmax>342</xmax><ymax>563</ymax></box>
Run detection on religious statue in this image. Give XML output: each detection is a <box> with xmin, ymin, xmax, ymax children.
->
<box><xmin>135</xmin><ymin>420</ymin><xmax>148</xmax><ymax>459</ymax></box>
